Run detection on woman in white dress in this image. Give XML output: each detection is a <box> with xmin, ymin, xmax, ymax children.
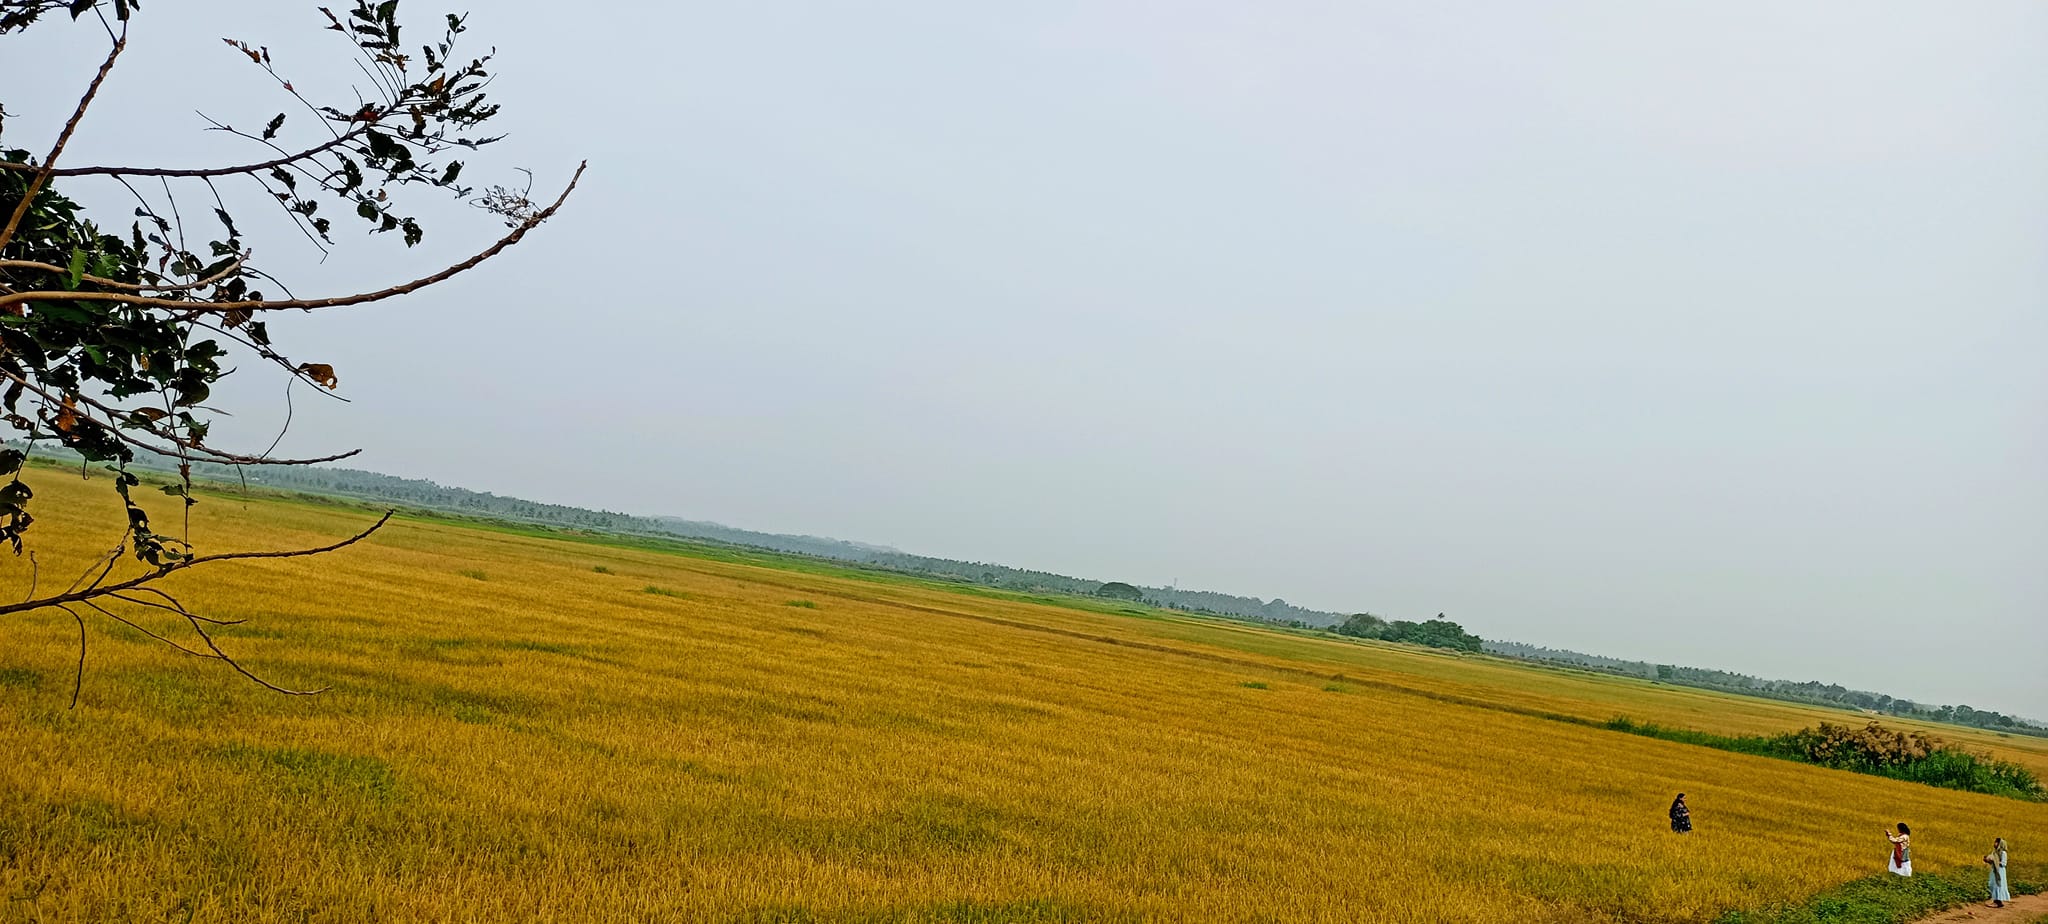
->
<box><xmin>1885</xmin><ymin>823</ymin><xmax>1912</xmax><ymax>877</ymax></box>
<box><xmin>1985</xmin><ymin>837</ymin><xmax>2010</xmax><ymax>908</ymax></box>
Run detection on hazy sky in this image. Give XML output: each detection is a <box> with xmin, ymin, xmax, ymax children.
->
<box><xmin>6</xmin><ymin>2</ymin><xmax>2043</xmax><ymax>714</ymax></box>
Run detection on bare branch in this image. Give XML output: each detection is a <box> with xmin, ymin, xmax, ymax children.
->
<box><xmin>0</xmin><ymin>128</ymin><xmax>367</xmax><ymax>179</ymax></box>
<box><xmin>0</xmin><ymin>253</ymin><xmax>249</xmax><ymax>292</ymax></box>
<box><xmin>70</xmin><ymin>593</ymin><xmax>321</xmax><ymax>701</ymax></box>
<box><xmin>0</xmin><ymin>161</ymin><xmax>587</xmax><ymax>315</ymax></box>
<box><xmin>60</xmin><ymin>603</ymin><xmax>86</xmax><ymax>708</ymax></box>
<box><xmin>81</xmin><ymin>598</ymin><xmax>212</xmax><ymax>659</ymax></box>
<box><xmin>0</xmin><ymin>370</ymin><xmax>360</xmax><ymax>467</ymax></box>
<box><xmin>0</xmin><ymin>26</ymin><xmax>126</xmax><ymax>251</ymax></box>
<box><xmin>112</xmin><ymin>588</ymin><xmax>244</xmax><ymax>626</ymax></box>
<box><xmin>185</xmin><ymin>316</ymin><xmax>351</xmax><ymax>401</ymax></box>
<box><xmin>181</xmin><ymin>609</ymin><xmax>326</xmax><ymax>695</ymax></box>
<box><xmin>0</xmin><ymin>510</ymin><xmax>393</xmax><ymax>617</ymax></box>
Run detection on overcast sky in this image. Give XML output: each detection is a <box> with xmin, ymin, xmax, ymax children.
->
<box><xmin>6</xmin><ymin>2</ymin><xmax>2043</xmax><ymax>714</ymax></box>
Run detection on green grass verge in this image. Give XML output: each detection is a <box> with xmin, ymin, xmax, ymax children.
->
<box><xmin>1716</xmin><ymin>864</ymin><xmax>2040</xmax><ymax>924</ymax></box>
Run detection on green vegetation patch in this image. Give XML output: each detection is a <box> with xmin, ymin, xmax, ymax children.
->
<box><xmin>644</xmin><ymin>586</ymin><xmax>690</xmax><ymax>599</ymax></box>
<box><xmin>216</xmin><ymin>743</ymin><xmax>401</xmax><ymax>803</ymax></box>
<box><xmin>457</xmin><ymin>568</ymin><xmax>489</xmax><ymax>581</ymax></box>
<box><xmin>211</xmin><ymin>622</ymin><xmax>290</xmax><ymax>640</ymax></box>
<box><xmin>1717</xmin><ymin>863</ymin><xmax>2041</xmax><ymax>924</ymax></box>
<box><xmin>1605</xmin><ymin>717</ymin><xmax>2045</xmax><ymax>801</ymax></box>
<box><xmin>419</xmin><ymin>683</ymin><xmax>543</xmax><ymax>724</ymax></box>
<box><xmin>784</xmin><ymin>599</ymin><xmax>818</xmax><ymax>608</ymax></box>
<box><xmin>498</xmin><ymin>639</ymin><xmax>585</xmax><ymax>657</ymax></box>
<box><xmin>396</xmin><ymin>637</ymin><xmax>503</xmax><ymax>666</ymax></box>
<box><xmin>125</xmin><ymin>669</ymin><xmax>232</xmax><ymax>718</ymax></box>
<box><xmin>0</xmin><ymin>667</ymin><xmax>38</xmax><ymax>689</ymax></box>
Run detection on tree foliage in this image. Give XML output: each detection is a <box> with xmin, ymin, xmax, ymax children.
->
<box><xmin>1490</xmin><ymin>640</ymin><xmax>2047</xmax><ymax>737</ymax></box>
<box><xmin>1094</xmin><ymin>581</ymin><xmax>1144</xmax><ymax>602</ymax></box>
<box><xmin>1335</xmin><ymin>612</ymin><xmax>1482</xmax><ymax>652</ymax></box>
<box><xmin>0</xmin><ymin>0</ymin><xmax>578</xmax><ymax>700</ymax></box>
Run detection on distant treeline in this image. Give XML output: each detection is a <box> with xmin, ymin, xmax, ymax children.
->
<box><xmin>1488</xmin><ymin>640</ymin><xmax>2047</xmax><ymax>738</ymax></box>
<box><xmin>15</xmin><ymin>442</ymin><xmax>1354</xmax><ymax>627</ymax></box>
<box><xmin>1605</xmin><ymin>718</ymin><xmax>2044</xmax><ymax>802</ymax></box>
<box><xmin>20</xmin><ymin>442</ymin><xmax>2037</xmax><ymax>737</ymax></box>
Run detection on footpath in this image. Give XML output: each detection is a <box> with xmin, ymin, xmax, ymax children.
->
<box><xmin>1910</xmin><ymin>892</ymin><xmax>2048</xmax><ymax>923</ymax></box>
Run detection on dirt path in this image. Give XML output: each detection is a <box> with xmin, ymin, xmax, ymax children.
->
<box><xmin>1910</xmin><ymin>892</ymin><xmax>2048</xmax><ymax>923</ymax></box>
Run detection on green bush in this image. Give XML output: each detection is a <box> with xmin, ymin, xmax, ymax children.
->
<box><xmin>1603</xmin><ymin>718</ymin><xmax>2043</xmax><ymax>801</ymax></box>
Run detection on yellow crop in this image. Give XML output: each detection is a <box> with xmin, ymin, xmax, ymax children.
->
<box><xmin>2</xmin><ymin>470</ymin><xmax>2043</xmax><ymax>923</ymax></box>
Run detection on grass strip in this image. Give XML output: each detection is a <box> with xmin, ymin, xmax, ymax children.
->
<box><xmin>1717</xmin><ymin>864</ymin><xmax>2041</xmax><ymax>924</ymax></box>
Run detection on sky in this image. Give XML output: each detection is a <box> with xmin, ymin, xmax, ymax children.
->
<box><xmin>4</xmin><ymin>2</ymin><xmax>2043</xmax><ymax>715</ymax></box>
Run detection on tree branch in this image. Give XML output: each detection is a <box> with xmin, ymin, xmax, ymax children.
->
<box><xmin>0</xmin><ymin>253</ymin><xmax>248</xmax><ymax>292</ymax></box>
<box><xmin>0</xmin><ymin>509</ymin><xmax>393</xmax><ymax>618</ymax></box>
<box><xmin>0</xmin><ymin>369</ymin><xmax>362</xmax><ymax>467</ymax></box>
<box><xmin>60</xmin><ymin>603</ymin><xmax>85</xmax><ymax>708</ymax></box>
<box><xmin>0</xmin><ymin>161</ymin><xmax>585</xmax><ymax>314</ymax></box>
<box><xmin>0</xmin><ymin>128</ymin><xmax>366</xmax><ymax>179</ymax></box>
<box><xmin>80</xmin><ymin>597</ymin><xmax>212</xmax><ymax>659</ymax></box>
<box><xmin>0</xmin><ymin>26</ymin><xmax>126</xmax><ymax>251</ymax></box>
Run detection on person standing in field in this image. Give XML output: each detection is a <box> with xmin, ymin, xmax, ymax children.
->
<box><xmin>1669</xmin><ymin>793</ymin><xmax>1692</xmax><ymax>834</ymax></box>
<box><xmin>1885</xmin><ymin>823</ymin><xmax>1912</xmax><ymax>877</ymax></box>
<box><xmin>1984</xmin><ymin>837</ymin><xmax>2010</xmax><ymax>908</ymax></box>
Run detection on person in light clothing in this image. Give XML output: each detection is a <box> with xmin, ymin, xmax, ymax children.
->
<box><xmin>1985</xmin><ymin>837</ymin><xmax>2010</xmax><ymax>908</ymax></box>
<box><xmin>1885</xmin><ymin>823</ymin><xmax>1912</xmax><ymax>877</ymax></box>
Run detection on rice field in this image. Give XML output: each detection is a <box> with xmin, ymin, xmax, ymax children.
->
<box><xmin>2</xmin><ymin>468</ymin><xmax>2044</xmax><ymax>923</ymax></box>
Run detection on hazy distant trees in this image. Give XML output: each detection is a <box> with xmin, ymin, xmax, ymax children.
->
<box><xmin>0</xmin><ymin>0</ymin><xmax>576</xmax><ymax>699</ymax></box>
<box><xmin>1493</xmin><ymin>641</ymin><xmax>2045</xmax><ymax>736</ymax></box>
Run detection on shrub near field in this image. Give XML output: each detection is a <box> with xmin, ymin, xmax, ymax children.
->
<box><xmin>2</xmin><ymin>471</ymin><xmax>2046</xmax><ymax>923</ymax></box>
<box><xmin>1604</xmin><ymin>718</ymin><xmax>2045</xmax><ymax>801</ymax></box>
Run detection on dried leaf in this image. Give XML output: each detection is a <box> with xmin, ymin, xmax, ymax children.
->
<box><xmin>298</xmin><ymin>363</ymin><xmax>340</xmax><ymax>389</ymax></box>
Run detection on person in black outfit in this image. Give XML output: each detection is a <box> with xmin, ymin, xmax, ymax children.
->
<box><xmin>1669</xmin><ymin>793</ymin><xmax>1693</xmax><ymax>833</ymax></box>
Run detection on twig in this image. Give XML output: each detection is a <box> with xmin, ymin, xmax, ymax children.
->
<box><xmin>0</xmin><ymin>129</ymin><xmax>366</xmax><ymax>179</ymax></box>
<box><xmin>0</xmin><ymin>254</ymin><xmax>248</xmax><ymax>292</ymax></box>
<box><xmin>0</xmin><ymin>370</ymin><xmax>360</xmax><ymax>467</ymax></box>
<box><xmin>262</xmin><ymin>377</ymin><xmax>296</xmax><ymax>460</ymax></box>
<box><xmin>0</xmin><ymin>27</ymin><xmax>127</xmax><ymax>252</ymax></box>
<box><xmin>80</xmin><ymin>598</ymin><xmax>210</xmax><ymax>659</ymax></box>
<box><xmin>0</xmin><ymin>161</ymin><xmax>586</xmax><ymax>314</ymax></box>
<box><xmin>60</xmin><ymin>603</ymin><xmax>85</xmax><ymax>708</ymax></box>
<box><xmin>112</xmin><ymin>588</ymin><xmax>244</xmax><ymax>626</ymax></box>
<box><xmin>0</xmin><ymin>510</ymin><xmax>393</xmax><ymax>617</ymax></box>
<box><xmin>181</xmin><ymin>608</ymin><xmax>325</xmax><ymax>695</ymax></box>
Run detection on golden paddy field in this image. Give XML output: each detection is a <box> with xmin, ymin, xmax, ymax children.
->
<box><xmin>2</xmin><ymin>469</ymin><xmax>2044</xmax><ymax>923</ymax></box>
